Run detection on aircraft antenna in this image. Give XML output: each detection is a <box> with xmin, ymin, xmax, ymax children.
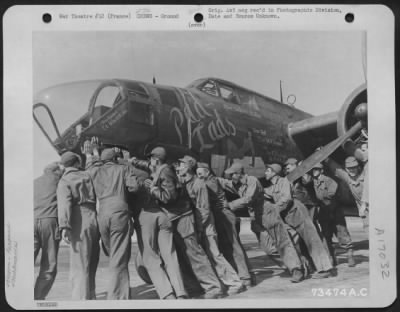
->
<box><xmin>153</xmin><ymin>75</ymin><xmax>156</xmax><ymax>84</ymax></box>
<box><xmin>279</xmin><ymin>80</ymin><xmax>284</xmax><ymax>103</ymax></box>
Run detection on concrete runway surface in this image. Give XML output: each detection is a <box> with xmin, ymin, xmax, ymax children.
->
<box><xmin>34</xmin><ymin>217</ymin><xmax>369</xmax><ymax>300</ymax></box>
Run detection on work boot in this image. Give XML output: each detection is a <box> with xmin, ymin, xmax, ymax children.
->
<box><xmin>347</xmin><ymin>249</ymin><xmax>356</xmax><ymax>267</ymax></box>
<box><xmin>290</xmin><ymin>268</ymin><xmax>304</xmax><ymax>283</ymax></box>
<box><xmin>312</xmin><ymin>269</ymin><xmax>334</xmax><ymax>279</ymax></box>
<box><xmin>227</xmin><ymin>284</ymin><xmax>247</xmax><ymax>295</ymax></box>
<box><xmin>202</xmin><ymin>289</ymin><xmax>224</xmax><ymax>299</ymax></box>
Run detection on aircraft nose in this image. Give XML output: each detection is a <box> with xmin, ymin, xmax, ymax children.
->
<box><xmin>354</xmin><ymin>102</ymin><xmax>367</xmax><ymax>121</ymax></box>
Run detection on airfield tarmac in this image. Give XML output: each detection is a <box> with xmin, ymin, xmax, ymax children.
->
<box><xmin>34</xmin><ymin>217</ymin><xmax>369</xmax><ymax>300</ymax></box>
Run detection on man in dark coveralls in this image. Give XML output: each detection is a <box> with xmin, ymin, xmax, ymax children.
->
<box><xmin>312</xmin><ymin>162</ymin><xmax>355</xmax><ymax>267</ymax></box>
<box><xmin>128</xmin><ymin>159</ymin><xmax>188</xmax><ymax>300</ymax></box>
<box><xmin>34</xmin><ymin>162</ymin><xmax>63</xmax><ymax>300</ymax></box>
<box><xmin>264</xmin><ymin>163</ymin><xmax>334</xmax><ymax>279</ymax></box>
<box><xmin>177</xmin><ymin>156</ymin><xmax>245</xmax><ymax>295</ymax></box>
<box><xmin>218</xmin><ymin>162</ymin><xmax>305</xmax><ymax>283</ymax></box>
<box><xmin>195</xmin><ymin>162</ymin><xmax>253</xmax><ymax>287</ymax></box>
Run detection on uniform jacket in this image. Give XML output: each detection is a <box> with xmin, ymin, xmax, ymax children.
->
<box><xmin>87</xmin><ymin>161</ymin><xmax>139</xmax><ymax>212</ymax></box>
<box><xmin>149</xmin><ymin>164</ymin><xmax>192</xmax><ymax>221</ymax></box>
<box><xmin>313</xmin><ymin>174</ymin><xmax>338</xmax><ymax>206</ymax></box>
<box><xmin>123</xmin><ymin>163</ymin><xmax>157</xmax><ymax>219</ymax></box>
<box><xmin>34</xmin><ymin>171</ymin><xmax>61</xmax><ymax>219</ymax></box>
<box><xmin>204</xmin><ymin>174</ymin><xmax>230</xmax><ymax>212</ymax></box>
<box><xmin>264</xmin><ymin>176</ymin><xmax>294</xmax><ymax>212</ymax></box>
<box><xmin>291</xmin><ymin>178</ymin><xmax>318</xmax><ymax>209</ymax></box>
<box><xmin>57</xmin><ymin>167</ymin><xmax>96</xmax><ymax>230</ymax></box>
<box><xmin>325</xmin><ymin>158</ymin><xmax>366</xmax><ymax>210</ymax></box>
<box><xmin>184</xmin><ymin>176</ymin><xmax>216</xmax><ymax>236</ymax></box>
<box><xmin>218</xmin><ymin>175</ymin><xmax>264</xmax><ymax>218</ymax></box>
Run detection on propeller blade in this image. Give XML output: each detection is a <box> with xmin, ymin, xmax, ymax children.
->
<box><xmin>287</xmin><ymin>121</ymin><xmax>363</xmax><ymax>183</ymax></box>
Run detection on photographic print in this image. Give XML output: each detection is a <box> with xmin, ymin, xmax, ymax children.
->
<box><xmin>3</xmin><ymin>5</ymin><xmax>396</xmax><ymax>309</ymax></box>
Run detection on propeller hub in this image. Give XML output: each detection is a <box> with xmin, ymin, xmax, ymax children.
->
<box><xmin>354</xmin><ymin>102</ymin><xmax>367</xmax><ymax>121</ymax></box>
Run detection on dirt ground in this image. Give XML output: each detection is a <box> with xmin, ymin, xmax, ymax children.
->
<box><xmin>34</xmin><ymin>217</ymin><xmax>369</xmax><ymax>300</ymax></box>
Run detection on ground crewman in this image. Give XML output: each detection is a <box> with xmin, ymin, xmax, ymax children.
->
<box><xmin>218</xmin><ymin>162</ymin><xmax>303</xmax><ymax>283</ymax></box>
<box><xmin>87</xmin><ymin>148</ymin><xmax>139</xmax><ymax>299</ymax></box>
<box><xmin>264</xmin><ymin>163</ymin><xmax>334</xmax><ymax>279</ymax></box>
<box><xmin>196</xmin><ymin>162</ymin><xmax>253</xmax><ymax>288</ymax></box>
<box><xmin>284</xmin><ymin>158</ymin><xmax>334</xmax><ymax>269</ymax></box>
<box><xmin>34</xmin><ymin>162</ymin><xmax>63</xmax><ymax>300</ymax></box>
<box><xmin>311</xmin><ymin>163</ymin><xmax>355</xmax><ymax>267</ymax></box>
<box><xmin>325</xmin><ymin>156</ymin><xmax>368</xmax><ymax>230</ymax></box>
<box><xmin>57</xmin><ymin>151</ymin><xmax>100</xmax><ymax>300</ymax></box>
<box><xmin>177</xmin><ymin>156</ymin><xmax>245</xmax><ymax>295</ymax></box>
<box><xmin>131</xmin><ymin>147</ymin><xmax>223</xmax><ymax>299</ymax></box>
<box><xmin>126</xmin><ymin>155</ymin><xmax>188</xmax><ymax>300</ymax></box>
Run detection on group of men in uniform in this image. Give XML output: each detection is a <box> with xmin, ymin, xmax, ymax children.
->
<box><xmin>34</xmin><ymin>138</ymin><xmax>368</xmax><ymax>300</ymax></box>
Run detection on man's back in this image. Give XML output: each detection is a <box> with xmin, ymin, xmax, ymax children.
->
<box><xmin>89</xmin><ymin>162</ymin><xmax>138</xmax><ymax>210</ymax></box>
<box><xmin>58</xmin><ymin>168</ymin><xmax>96</xmax><ymax>206</ymax></box>
<box><xmin>34</xmin><ymin>172</ymin><xmax>60</xmax><ymax>219</ymax></box>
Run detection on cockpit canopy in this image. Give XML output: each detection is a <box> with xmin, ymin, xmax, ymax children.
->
<box><xmin>187</xmin><ymin>78</ymin><xmax>277</xmax><ymax>111</ymax></box>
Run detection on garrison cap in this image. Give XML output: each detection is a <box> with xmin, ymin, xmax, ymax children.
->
<box><xmin>197</xmin><ymin>162</ymin><xmax>210</xmax><ymax>170</ymax></box>
<box><xmin>101</xmin><ymin>148</ymin><xmax>116</xmax><ymax>161</ymax></box>
<box><xmin>266</xmin><ymin>163</ymin><xmax>282</xmax><ymax>175</ymax></box>
<box><xmin>179</xmin><ymin>155</ymin><xmax>197</xmax><ymax>169</ymax></box>
<box><xmin>284</xmin><ymin>158</ymin><xmax>298</xmax><ymax>166</ymax></box>
<box><xmin>60</xmin><ymin>151</ymin><xmax>80</xmax><ymax>167</ymax></box>
<box><xmin>147</xmin><ymin>147</ymin><xmax>167</xmax><ymax>161</ymax></box>
<box><xmin>225</xmin><ymin>162</ymin><xmax>244</xmax><ymax>174</ymax></box>
<box><xmin>313</xmin><ymin>163</ymin><xmax>324</xmax><ymax>169</ymax></box>
<box><xmin>345</xmin><ymin>156</ymin><xmax>359</xmax><ymax>168</ymax></box>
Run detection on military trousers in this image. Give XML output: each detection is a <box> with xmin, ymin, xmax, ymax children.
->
<box><xmin>201</xmin><ymin>231</ymin><xmax>243</xmax><ymax>288</ymax></box>
<box><xmin>98</xmin><ymin>207</ymin><xmax>133</xmax><ymax>300</ymax></box>
<box><xmin>214</xmin><ymin>208</ymin><xmax>252</xmax><ymax>282</ymax></box>
<box><xmin>34</xmin><ymin>217</ymin><xmax>60</xmax><ymax>300</ymax></box>
<box><xmin>69</xmin><ymin>205</ymin><xmax>100</xmax><ymax>300</ymax></box>
<box><xmin>318</xmin><ymin>203</ymin><xmax>353</xmax><ymax>252</ymax></box>
<box><xmin>261</xmin><ymin>202</ymin><xmax>302</xmax><ymax>273</ymax></box>
<box><xmin>281</xmin><ymin>200</ymin><xmax>333</xmax><ymax>272</ymax></box>
<box><xmin>138</xmin><ymin>209</ymin><xmax>187</xmax><ymax>299</ymax></box>
<box><xmin>172</xmin><ymin>213</ymin><xmax>223</xmax><ymax>295</ymax></box>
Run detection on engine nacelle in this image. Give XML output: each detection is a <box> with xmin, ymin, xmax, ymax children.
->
<box><xmin>287</xmin><ymin>83</ymin><xmax>367</xmax><ymax>157</ymax></box>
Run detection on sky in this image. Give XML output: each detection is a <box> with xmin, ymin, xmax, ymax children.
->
<box><xmin>33</xmin><ymin>31</ymin><xmax>365</xmax><ymax>178</ymax></box>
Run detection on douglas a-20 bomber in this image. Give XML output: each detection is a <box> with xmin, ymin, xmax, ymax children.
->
<box><xmin>33</xmin><ymin>77</ymin><xmax>367</xmax><ymax>211</ymax></box>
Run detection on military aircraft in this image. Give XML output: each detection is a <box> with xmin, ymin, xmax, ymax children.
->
<box><xmin>33</xmin><ymin>78</ymin><xmax>313</xmax><ymax>175</ymax></box>
<box><xmin>33</xmin><ymin>77</ymin><xmax>367</xmax><ymax>285</ymax></box>
<box><xmin>33</xmin><ymin>77</ymin><xmax>367</xmax><ymax>203</ymax></box>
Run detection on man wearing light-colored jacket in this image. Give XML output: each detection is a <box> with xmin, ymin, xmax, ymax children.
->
<box><xmin>57</xmin><ymin>152</ymin><xmax>100</xmax><ymax>300</ymax></box>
